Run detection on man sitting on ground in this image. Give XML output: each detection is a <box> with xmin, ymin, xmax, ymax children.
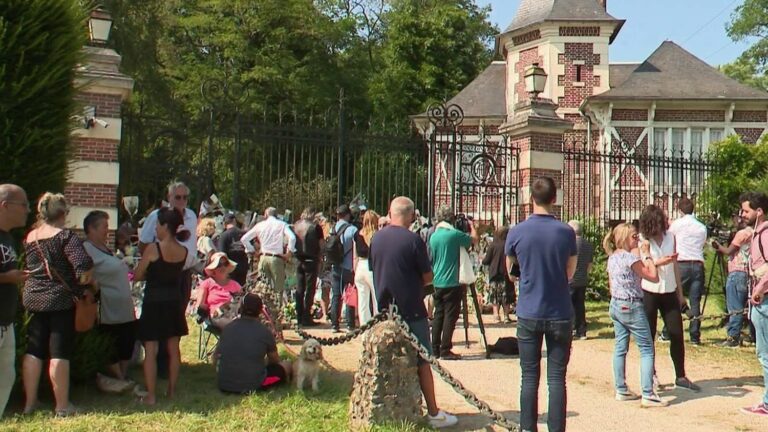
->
<box><xmin>216</xmin><ymin>293</ymin><xmax>292</xmax><ymax>393</ymax></box>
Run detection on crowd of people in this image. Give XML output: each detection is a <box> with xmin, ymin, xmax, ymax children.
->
<box><xmin>0</xmin><ymin>176</ymin><xmax>767</xmax><ymax>430</ymax></box>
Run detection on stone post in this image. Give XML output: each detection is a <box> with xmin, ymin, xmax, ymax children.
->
<box><xmin>349</xmin><ymin>320</ymin><xmax>423</xmax><ymax>430</ymax></box>
<box><xmin>66</xmin><ymin>45</ymin><xmax>133</xmax><ymax>243</ymax></box>
<box><xmin>501</xmin><ymin>98</ymin><xmax>573</xmax><ymax>220</ymax></box>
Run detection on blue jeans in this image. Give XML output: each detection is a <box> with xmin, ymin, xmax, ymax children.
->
<box><xmin>679</xmin><ymin>262</ymin><xmax>704</xmax><ymax>342</ymax></box>
<box><xmin>330</xmin><ymin>266</ymin><xmax>354</xmax><ymax>330</ymax></box>
<box><xmin>517</xmin><ymin>317</ymin><xmax>573</xmax><ymax>432</ymax></box>
<box><xmin>610</xmin><ymin>299</ymin><xmax>655</xmax><ymax>398</ymax></box>
<box><xmin>726</xmin><ymin>271</ymin><xmax>749</xmax><ymax>338</ymax></box>
<box><xmin>752</xmin><ymin>298</ymin><xmax>768</xmax><ymax>405</ymax></box>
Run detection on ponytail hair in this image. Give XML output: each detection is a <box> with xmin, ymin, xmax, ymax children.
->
<box><xmin>603</xmin><ymin>223</ymin><xmax>635</xmax><ymax>255</ymax></box>
<box><xmin>157</xmin><ymin>207</ymin><xmax>191</xmax><ymax>242</ymax></box>
<box><xmin>37</xmin><ymin>192</ymin><xmax>68</xmax><ymax>223</ymax></box>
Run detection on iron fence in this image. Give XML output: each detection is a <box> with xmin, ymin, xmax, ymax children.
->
<box><xmin>563</xmin><ymin>138</ymin><xmax>721</xmax><ymax>231</ymax></box>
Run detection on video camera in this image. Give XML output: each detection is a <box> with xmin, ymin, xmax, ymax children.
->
<box><xmin>454</xmin><ymin>213</ymin><xmax>473</xmax><ymax>233</ymax></box>
<box><xmin>704</xmin><ymin>213</ymin><xmax>733</xmax><ymax>245</ymax></box>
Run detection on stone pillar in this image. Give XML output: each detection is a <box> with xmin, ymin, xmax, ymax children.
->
<box><xmin>67</xmin><ymin>46</ymin><xmax>133</xmax><ymax>240</ymax></box>
<box><xmin>501</xmin><ymin>98</ymin><xmax>573</xmax><ymax>220</ymax></box>
<box><xmin>349</xmin><ymin>320</ymin><xmax>422</xmax><ymax>430</ymax></box>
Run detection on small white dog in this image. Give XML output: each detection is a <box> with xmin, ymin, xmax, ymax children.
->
<box><xmin>295</xmin><ymin>338</ymin><xmax>323</xmax><ymax>391</ymax></box>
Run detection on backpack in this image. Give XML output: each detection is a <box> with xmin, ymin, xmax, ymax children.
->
<box><xmin>323</xmin><ymin>223</ymin><xmax>352</xmax><ymax>266</ymax></box>
<box><xmin>489</xmin><ymin>336</ymin><xmax>519</xmax><ymax>356</ymax></box>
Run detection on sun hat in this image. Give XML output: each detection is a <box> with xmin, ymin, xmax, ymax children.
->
<box><xmin>204</xmin><ymin>252</ymin><xmax>238</xmax><ymax>276</ymax></box>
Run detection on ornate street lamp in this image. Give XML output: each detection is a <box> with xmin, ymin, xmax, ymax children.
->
<box><xmin>88</xmin><ymin>7</ymin><xmax>113</xmax><ymax>46</ymax></box>
<box><xmin>524</xmin><ymin>62</ymin><xmax>547</xmax><ymax>100</ymax></box>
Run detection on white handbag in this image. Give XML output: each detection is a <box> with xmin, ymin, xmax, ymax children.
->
<box><xmin>459</xmin><ymin>246</ymin><xmax>476</xmax><ymax>285</ymax></box>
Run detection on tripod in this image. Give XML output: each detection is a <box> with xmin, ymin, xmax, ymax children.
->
<box><xmin>701</xmin><ymin>248</ymin><xmax>728</xmax><ymax>320</ymax></box>
<box><xmin>461</xmin><ymin>282</ymin><xmax>491</xmax><ymax>359</ymax></box>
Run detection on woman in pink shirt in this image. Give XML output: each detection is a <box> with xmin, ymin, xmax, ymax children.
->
<box><xmin>196</xmin><ymin>252</ymin><xmax>242</xmax><ymax>328</ymax></box>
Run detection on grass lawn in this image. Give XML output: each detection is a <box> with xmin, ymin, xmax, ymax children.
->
<box><xmin>1</xmin><ymin>323</ymin><xmax>426</xmax><ymax>432</ymax></box>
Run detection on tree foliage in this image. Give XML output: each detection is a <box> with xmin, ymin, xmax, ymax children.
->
<box><xmin>720</xmin><ymin>56</ymin><xmax>768</xmax><ymax>92</ymax></box>
<box><xmin>704</xmin><ymin>135</ymin><xmax>768</xmax><ymax>219</ymax></box>
<box><xmin>0</xmin><ymin>0</ymin><xmax>86</xmax><ymax>201</ymax></box>
<box><xmin>728</xmin><ymin>0</ymin><xmax>768</xmax><ymax>71</ymax></box>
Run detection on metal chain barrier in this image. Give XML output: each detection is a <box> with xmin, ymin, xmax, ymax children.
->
<box><xmin>683</xmin><ymin>309</ymin><xmax>745</xmax><ymax>322</ymax></box>
<box><xmin>293</xmin><ymin>305</ymin><xmax>518</xmax><ymax>431</ymax></box>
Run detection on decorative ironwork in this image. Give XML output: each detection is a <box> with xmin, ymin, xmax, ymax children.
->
<box><xmin>426</xmin><ymin>101</ymin><xmax>465</xmax><ymax>128</ymax></box>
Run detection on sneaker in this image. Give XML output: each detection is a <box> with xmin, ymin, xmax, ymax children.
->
<box><xmin>718</xmin><ymin>337</ymin><xmax>741</xmax><ymax>348</ymax></box>
<box><xmin>331</xmin><ymin>327</ymin><xmax>342</xmax><ymax>334</ymax></box>
<box><xmin>741</xmin><ymin>403</ymin><xmax>768</xmax><ymax>416</ymax></box>
<box><xmin>615</xmin><ymin>391</ymin><xmax>640</xmax><ymax>401</ymax></box>
<box><xmin>690</xmin><ymin>339</ymin><xmax>701</xmax><ymax>346</ymax></box>
<box><xmin>674</xmin><ymin>377</ymin><xmax>701</xmax><ymax>392</ymax></box>
<box><xmin>428</xmin><ymin>410</ymin><xmax>459</xmax><ymax>428</ymax></box>
<box><xmin>641</xmin><ymin>394</ymin><xmax>669</xmax><ymax>408</ymax></box>
<box><xmin>657</xmin><ymin>334</ymin><xmax>670</xmax><ymax>343</ymax></box>
<box><xmin>577</xmin><ymin>333</ymin><xmax>588</xmax><ymax>341</ymax></box>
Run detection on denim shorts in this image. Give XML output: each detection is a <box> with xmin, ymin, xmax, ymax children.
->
<box><xmin>406</xmin><ymin>318</ymin><xmax>432</xmax><ymax>363</ymax></box>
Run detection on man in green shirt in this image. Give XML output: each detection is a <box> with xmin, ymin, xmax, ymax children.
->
<box><xmin>428</xmin><ymin>206</ymin><xmax>477</xmax><ymax>360</ymax></box>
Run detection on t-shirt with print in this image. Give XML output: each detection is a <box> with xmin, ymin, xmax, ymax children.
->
<box><xmin>728</xmin><ymin>227</ymin><xmax>753</xmax><ymax>274</ymax></box>
<box><xmin>607</xmin><ymin>250</ymin><xmax>643</xmax><ymax>301</ymax></box>
<box><xmin>428</xmin><ymin>225</ymin><xmax>471</xmax><ymax>288</ymax></box>
<box><xmin>0</xmin><ymin>230</ymin><xmax>19</xmax><ymax>326</ymax></box>
<box><xmin>217</xmin><ymin>318</ymin><xmax>276</xmax><ymax>393</ymax></box>
<box><xmin>199</xmin><ymin>278</ymin><xmax>242</xmax><ymax>312</ymax></box>
<box><xmin>505</xmin><ymin>214</ymin><xmax>577</xmax><ymax>320</ymax></box>
<box><xmin>370</xmin><ymin>226</ymin><xmax>431</xmax><ymax>321</ymax></box>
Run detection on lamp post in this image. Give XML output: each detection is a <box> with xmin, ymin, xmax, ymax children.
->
<box><xmin>524</xmin><ymin>62</ymin><xmax>547</xmax><ymax>100</ymax></box>
<box><xmin>88</xmin><ymin>7</ymin><xmax>113</xmax><ymax>46</ymax></box>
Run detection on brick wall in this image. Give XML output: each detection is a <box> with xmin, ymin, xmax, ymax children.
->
<box><xmin>512</xmin><ymin>30</ymin><xmax>541</xmax><ymax>46</ymax></box>
<box><xmin>64</xmin><ymin>183</ymin><xmax>118</xmax><ymax>208</ymax></box>
<box><xmin>612</xmin><ymin>109</ymin><xmax>648</xmax><ymax>122</ymax></box>
<box><xmin>733</xmin><ymin>111</ymin><xmax>768</xmax><ymax>123</ymax></box>
<box><xmin>559</xmin><ymin>27</ymin><xmax>600</xmax><ymax>37</ymax></box>
<box><xmin>654</xmin><ymin>110</ymin><xmax>724</xmax><ymax>122</ymax></box>
<box><xmin>71</xmin><ymin>137</ymin><xmax>119</xmax><ymax>162</ymax></box>
<box><xmin>514</xmin><ymin>47</ymin><xmax>543</xmax><ymax>104</ymax></box>
<box><xmin>735</xmin><ymin>128</ymin><xmax>765</xmax><ymax>144</ymax></box>
<box><xmin>75</xmin><ymin>93</ymin><xmax>123</xmax><ymax>118</ymax></box>
<box><xmin>558</xmin><ymin>43</ymin><xmax>600</xmax><ymax>108</ymax></box>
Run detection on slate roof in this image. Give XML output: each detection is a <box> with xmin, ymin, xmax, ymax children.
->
<box><xmin>608</xmin><ymin>63</ymin><xmax>639</xmax><ymax>88</ymax></box>
<box><xmin>503</xmin><ymin>0</ymin><xmax>624</xmax><ymax>42</ymax></box>
<box><xmin>591</xmin><ymin>41</ymin><xmax>768</xmax><ymax>101</ymax></box>
<box><xmin>413</xmin><ymin>62</ymin><xmax>507</xmax><ymax>119</ymax></box>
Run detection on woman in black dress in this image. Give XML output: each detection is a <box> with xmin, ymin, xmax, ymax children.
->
<box><xmin>134</xmin><ymin>208</ymin><xmax>190</xmax><ymax>405</ymax></box>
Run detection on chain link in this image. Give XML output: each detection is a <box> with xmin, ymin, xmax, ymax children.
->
<box><xmin>293</xmin><ymin>309</ymin><xmax>390</xmax><ymax>345</ymax></box>
<box><xmin>683</xmin><ymin>309</ymin><xmax>745</xmax><ymax>322</ymax></box>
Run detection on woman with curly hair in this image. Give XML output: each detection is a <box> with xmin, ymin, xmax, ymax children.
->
<box><xmin>638</xmin><ymin>205</ymin><xmax>699</xmax><ymax>392</ymax></box>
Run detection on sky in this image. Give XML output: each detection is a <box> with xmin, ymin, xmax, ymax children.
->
<box><xmin>477</xmin><ymin>0</ymin><xmax>753</xmax><ymax>66</ymax></box>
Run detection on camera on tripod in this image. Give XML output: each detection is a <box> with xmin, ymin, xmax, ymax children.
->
<box><xmin>454</xmin><ymin>213</ymin><xmax>473</xmax><ymax>233</ymax></box>
<box><xmin>704</xmin><ymin>213</ymin><xmax>733</xmax><ymax>245</ymax></box>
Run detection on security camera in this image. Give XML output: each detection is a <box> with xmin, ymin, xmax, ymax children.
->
<box><xmin>92</xmin><ymin>118</ymin><xmax>109</xmax><ymax>128</ymax></box>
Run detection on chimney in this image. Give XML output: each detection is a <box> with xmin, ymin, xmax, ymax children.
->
<box><xmin>598</xmin><ymin>0</ymin><xmax>607</xmax><ymax>10</ymax></box>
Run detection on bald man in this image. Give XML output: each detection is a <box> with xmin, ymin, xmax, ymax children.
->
<box><xmin>0</xmin><ymin>184</ymin><xmax>30</xmax><ymax>416</ymax></box>
<box><xmin>369</xmin><ymin>197</ymin><xmax>457</xmax><ymax>428</ymax></box>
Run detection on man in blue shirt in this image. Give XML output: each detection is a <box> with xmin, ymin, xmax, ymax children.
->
<box><xmin>331</xmin><ymin>205</ymin><xmax>358</xmax><ymax>333</ymax></box>
<box><xmin>505</xmin><ymin>177</ymin><xmax>577</xmax><ymax>432</ymax></box>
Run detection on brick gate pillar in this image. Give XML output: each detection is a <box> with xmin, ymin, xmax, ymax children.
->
<box><xmin>66</xmin><ymin>37</ymin><xmax>133</xmax><ymax>241</ymax></box>
<box><xmin>501</xmin><ymin>98</ymin><xmax>572</xmax><ymax>220</ymax></box>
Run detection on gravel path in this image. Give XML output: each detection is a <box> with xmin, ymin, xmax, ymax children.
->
<box><xmin>285</xmin><ymin>318</ymin><xmax>767</xmax><ymax>432</ymax></box>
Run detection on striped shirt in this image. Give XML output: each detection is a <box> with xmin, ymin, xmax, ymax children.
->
<box><xmin>570</xmin><ymin>236</ymin><xmax>594</xmax><ymax>287</ymax></box>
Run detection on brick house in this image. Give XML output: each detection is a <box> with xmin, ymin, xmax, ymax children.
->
<box><xmin>414</xmin><ymin>0</ymin><xmax>768</xmax><ymax>226</ymax></box>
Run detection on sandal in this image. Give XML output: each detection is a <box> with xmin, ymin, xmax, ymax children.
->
<box><xmin>23</xmin><ymin>402</ymin><xmax>40</xmax><ymax>415</ymax></box>
<box><xmin>54</xmin><ymin>403</ymin><xmax>78</xmax><ymax>418</ymax></box>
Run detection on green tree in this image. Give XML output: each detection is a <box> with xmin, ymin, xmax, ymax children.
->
<box><xmin>704</xmin><ymin>135</ymin><xmax>768</xmax><ymax>219</ymax></box>
<box><xmin>720</xmin><ymin>57</ymin><xmax>768</xmax><ymax>92</ymax></box>
<box><xmin>0</xmin><ymin>0</ymin><xmax>87</xmax><ymax>201</ymax></box>
<box><xmin>370</xmin><ymin>0</ymin><xmax>498</xmax><ymax>120</ymax></box>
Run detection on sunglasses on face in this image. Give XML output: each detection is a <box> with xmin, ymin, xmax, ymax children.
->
<box><xmin>632</xmin><ymin>234</ymin><xmax>639</xmax><ymax>239</ymax></box>
<box><xmin>174</xmin><ymin>195</ymin><xmax>189</xmax><ymax>201</ymax></box>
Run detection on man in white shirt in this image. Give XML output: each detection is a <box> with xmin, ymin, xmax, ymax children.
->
<box><xmin>668</xmin><ymin>197</ymin><xmax>707</xmax><ymax>344</ymax></box>
<box><xmin>241</xmin><ymin>207</ymin><xmax>297</xmax><ymax>305</ymax></box>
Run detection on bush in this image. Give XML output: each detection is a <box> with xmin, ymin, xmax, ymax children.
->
<box><xmin>0</xmin><ymin>0</ymin><xmax>87</xmax><ymax>202</ymax></box>
<box><xmin>704</xmin><ymin>135</ymin><xmax>768</xmax><ymax>218</ymax></box>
